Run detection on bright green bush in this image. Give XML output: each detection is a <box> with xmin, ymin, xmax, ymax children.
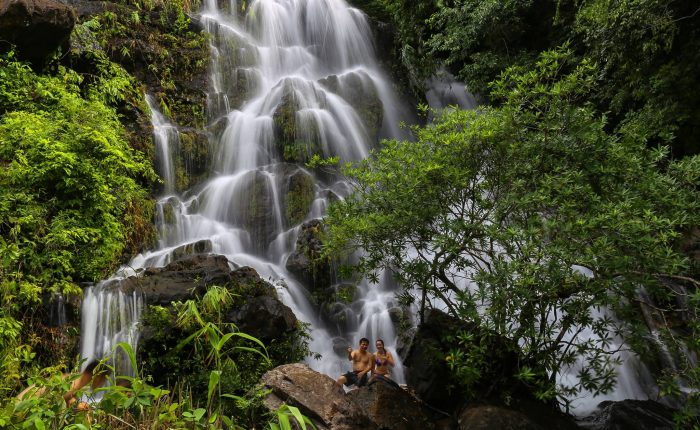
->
<box><xmin>0</xmin><ymin>51</ymin><xmax>155</xmax><ymax>391</ymax></box>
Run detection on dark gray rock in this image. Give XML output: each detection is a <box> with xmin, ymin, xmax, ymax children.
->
<box><xmin>261</xmin><ymin>363</ymin><xmax>437</xmax><ymax>430</ymax></box>
<box><xmin>0</xmin><ymin>0</ymin><xmax>76</xmax><ymax>65</ymax></box>
<box><xmin>118</xmin><ymin>254</ymin><xmax>232</xmax><ymax>305</ymax></box>
<box><xmin>458</xmin><ymin>405</ymin><xmax>544</xmax><ymax>430</ymax></box>
<box><xmin>226</xmin><ymin>295</ymin><xmax>297</xmax><ymax>342</ymax></box>
<box><xmin>402</xmin><ymin>309</ymin><xmax>468</xmax><ymax>411</ymax></box>
<box><xmin>286</xmin><ymin>219</ymin><xmax>332</xmax><ymax>291</ymax></box>
<box><xmin>346</xmin><ymin>380</ymin><xmax>436</xmax><ymax>430</ymax></box>
<box><xmin>578</xmin><ymin>399</ymin><xmax>682</xmax><ymax>430</ymax></box>
<box><xmin>117</xmin><ymin>253</ymin><xmax>276</xmax><ymax>306</ymax></box>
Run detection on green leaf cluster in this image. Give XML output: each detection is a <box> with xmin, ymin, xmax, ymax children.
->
<box><xmin>365</xmin><ymin>0</ymin><xmax>700</xmax><ymax>156</ymax></box>
<box><xmin>0</xmin><ymin>51</ymin><xmax>155</xmax><ymax>392</ymax></box>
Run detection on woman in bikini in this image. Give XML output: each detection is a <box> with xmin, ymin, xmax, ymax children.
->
<box><xmin>371</xmin><ymin>339</ymin><xmax>395</xmax><ymax>381</ymax></box>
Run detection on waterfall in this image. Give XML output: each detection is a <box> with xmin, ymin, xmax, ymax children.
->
<box><xmin>82</xmin><ymin>0</ymin><xmax>410</xmax><ymax>384</ymax></box>
<box><xmin>80</xmin><ymin>283</ymin><xmax>143</xmax><ymax>376</ymax></box>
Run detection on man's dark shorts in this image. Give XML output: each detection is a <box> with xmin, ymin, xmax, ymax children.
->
<box><xmin>342</xmin><ymin>370</ymin><xmax>368</xmax><ymax>387</ymax></box>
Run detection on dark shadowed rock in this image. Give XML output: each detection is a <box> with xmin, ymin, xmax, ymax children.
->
<box><xmin>346</xmin><ymin>379</ymin><xmax>436</xmax><ymax>430</ymax></box>
<box><xmin>578</xmin><ymin>399</ymin><xmax>682</xmax><ymax>430</ymax></box>
<box><xmin>459</xmin><ymin>402</ymin><xmax>580</xmax><ymax>430</ymax></box>
<box><xmin>402</xmin><ymin>309</ymin><xmax>469</xmax><ymax>411</ymax></box>
<box><xmin>458</xmin><ymin>405</ymin><xmax>544</xmax><ymax>430</ymax></box>
<box><xmin>286</xmin><ymin>219</ymin><xmax>332</xmax><ymax>291</ymax></box>
<box><xmin>0</xmin><ymin>0</ymin><xmax>76</xmax><ymax>65</ymax></box>
<box><xmin>226</xmin><ymin>295</ymin><xmax>297</xmax><ymax>342</ymax></box>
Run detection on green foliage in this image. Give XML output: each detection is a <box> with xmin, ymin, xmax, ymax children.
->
<box><xmin>325</xmin><ymin>48</ymin><xmax>700</xmax><ymax>408</ymax></box>
<box><xmin>0</xmin><ymin>50</ymin><xmax>155</xmax><ymax>395</ymax></box>
<box><xmin>268</xmin><ymin>404</ymin><xmax>317</xmax><ymax>430</ymax></box>
<box><xmin>363</xmin><ymin>0</ymin><xmax>700</xmax><ymax>155</ymax></box>
<box><xmin>0</xmin><ymin>52</ymin><xmax>154</xmax><ymax>293</ymax></box>
<box><xmin>140</xmin><ymin>286</ymin><xmax>312</xmax><ymax>428</ymax></box>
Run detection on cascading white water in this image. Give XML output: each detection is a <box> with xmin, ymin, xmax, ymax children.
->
<box><xmin>82</xmin><ymin>0</ymin><xmax>410</xmax><ymax>384</ymax></box>
<box><xmin>80</xmin><ymin>285</ymin><xmax>143</xmax><ymax>375</ymax></box>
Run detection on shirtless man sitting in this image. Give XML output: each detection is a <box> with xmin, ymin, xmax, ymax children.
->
<box><xmin>334</xmin><ymin>338</ymin><xmax>373</xmax><ymax>391</ymax></box>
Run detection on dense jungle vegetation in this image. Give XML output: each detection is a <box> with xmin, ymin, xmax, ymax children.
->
<box><xmin>0</xmin><ymin>0</ymin><xmax>698</xmax><ymax>428</ymax></box>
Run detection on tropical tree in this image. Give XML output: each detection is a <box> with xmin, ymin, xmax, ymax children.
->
<box><xmin>325</xmin><ymin>48</ymin><xmax>700</xmax><ymax>408</ymax></box>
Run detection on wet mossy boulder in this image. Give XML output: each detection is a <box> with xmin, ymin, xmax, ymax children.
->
<box><xmin>319</xmin><ymin>71</ymin><xmax>383</xmax><ymax>141</ymax></box>
<box><xmin>283</xmin><ymin>169</ymin><xmax>315</xmax><ymax>227</ymax></box>
<box><xmin>272</xmin><ymin>80</ymin><xmax>325</xmax><ymax>163</ymax></box>
<box><xmin>286</xmin><ymin>219</ymin><xmax>333</xmax><ymax>291</ymax></box>
<box><xmin>210</xmin><ymin>29</ymin><xmax>260</xmax><ymax>110</ymax></box>
<box><xmin>174</xmin><ymin>129</ymin><xmax>209</xmax><ymax>192</ymax></box>
<box><xmin>237</xmin><ymin>171</ymin><xmax>278</xmax><ymax>253</ymax></box>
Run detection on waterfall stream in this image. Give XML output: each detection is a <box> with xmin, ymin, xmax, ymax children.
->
<box><xmin>82</xmin><ymin>0</ymin><xmax>410</xmax><ymax>384</ymax></box>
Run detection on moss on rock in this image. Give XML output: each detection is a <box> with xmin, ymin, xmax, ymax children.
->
<box><xmin>284</xmin><ymin>169</ymin><xmax>315</xmax><ymax>227</ymax></box>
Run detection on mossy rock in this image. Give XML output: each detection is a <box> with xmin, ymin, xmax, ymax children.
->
<box><xmin>175</xmin><ymin>130</ymin><xmax>209</xmax><ymax>191</ymax></box>
<box><xmin>319</xmin><ymin>71</ymin><xmax>384</xmax><ymax>141</ymax></box>
<box><xmin>233</xmin><ymin>171</ymin><xmax>278</xmax><ymax>254</ymax></box>
<box><xmin>283</xmin><ymin>169</ymin><xmax>315</xmax><ymax>227</ymax></box>
<box><xmin>272</xmin><ymin>84</ymin><xmax>325</xmax><ymax>162</ymax></box>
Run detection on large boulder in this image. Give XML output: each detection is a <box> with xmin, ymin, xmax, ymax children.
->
<box><xmin>119</xmin><ymin>254</ymin><xmax>298</xmax><ymax>341</ymax></box>
<box><xmin>261</xmin><ymin>363</ymin><xmax>436</xmax><ymax>430</ymax></box>
<box><xmin>118</xmin><ymin>254</ymin><xmax>291</xmax><ymax>314</ymax></box>
<box><xmin>118</xmin><ymin>254</ymin><xmax>235</xmax><ymax>305</ymax></box>
<box><xmin>578</xmin><ymin>399</ymin><xmax>682</xmax><ymax>430</ymax></box>
<box><xmin>403</xmin><ymin>309</ymin><xmax>558</xmax><ymax>416</ymax></box>
<box><xmin>226</xmin><ymin>295</ymin><xmax>297</xmax><ymax>342</ymax></box>
<box><xmin>286</xmin><ymin>219</ymin><xmax>333</xmax><ymax>291</ymax></box>
<box><xmin>0</xmin><ymin>0</ymin><xmax>76</xmax><ymax>65</ymax></box>
<box><xmin>346</xmin><ymin>380</ymin><xmax>436</xmax><ymax>430</ymax></box>
<box><xmin>402</xmin><ymin>309</ymin><xmax>470</xmax><ymax>411</ymax></box>
<box><xmin>261</xmin><ymin>363</ymin><xmax>374</xmax><ymax>430</ymax></box>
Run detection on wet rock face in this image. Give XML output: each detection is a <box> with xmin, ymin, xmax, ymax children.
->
<box><xmin>174</xmin><ymin>130</ymin><xmax>209</xmax><ymax>192</ymax></box>
<box><xmin>286</xmin><ymin>219</ymin><xmax>332</xmax><ymax>291</ymax></box>
<box><xmin>0</xmin><ymin>0</ymin><xmax>76</xmax><ymax>65</ymax></box>
<box><xmin>261</xmin><ymin>363</ymin><xmax>435</xmax><ymax>430</ymax></box>
<box><xmin>283</xmin><ymin>169</ymin><xmax>315</xmax><ymax>227</ymax></box>
<box><xmin>319</xmin><ymin>71</ymin><xmax>384</xmax><ymax>140</ymax></box>
<box><xmin>117</xmin><ymin>254</ymin><xmax>276</xmax><ymax>306</ymax></box>
<box><xmin>272</xmin><ymin>82</ymin><xmax>326</xmax><ymax>163</ymax></box>
<box><xmin>578</xmin><ymin>400</ymin><xmax>681</xmax><ymax>430</ymax></box>
<box><xmin>226</xmin><ymin>295</ymin><xmax>297</xmax><ymax>342</ymax></box>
